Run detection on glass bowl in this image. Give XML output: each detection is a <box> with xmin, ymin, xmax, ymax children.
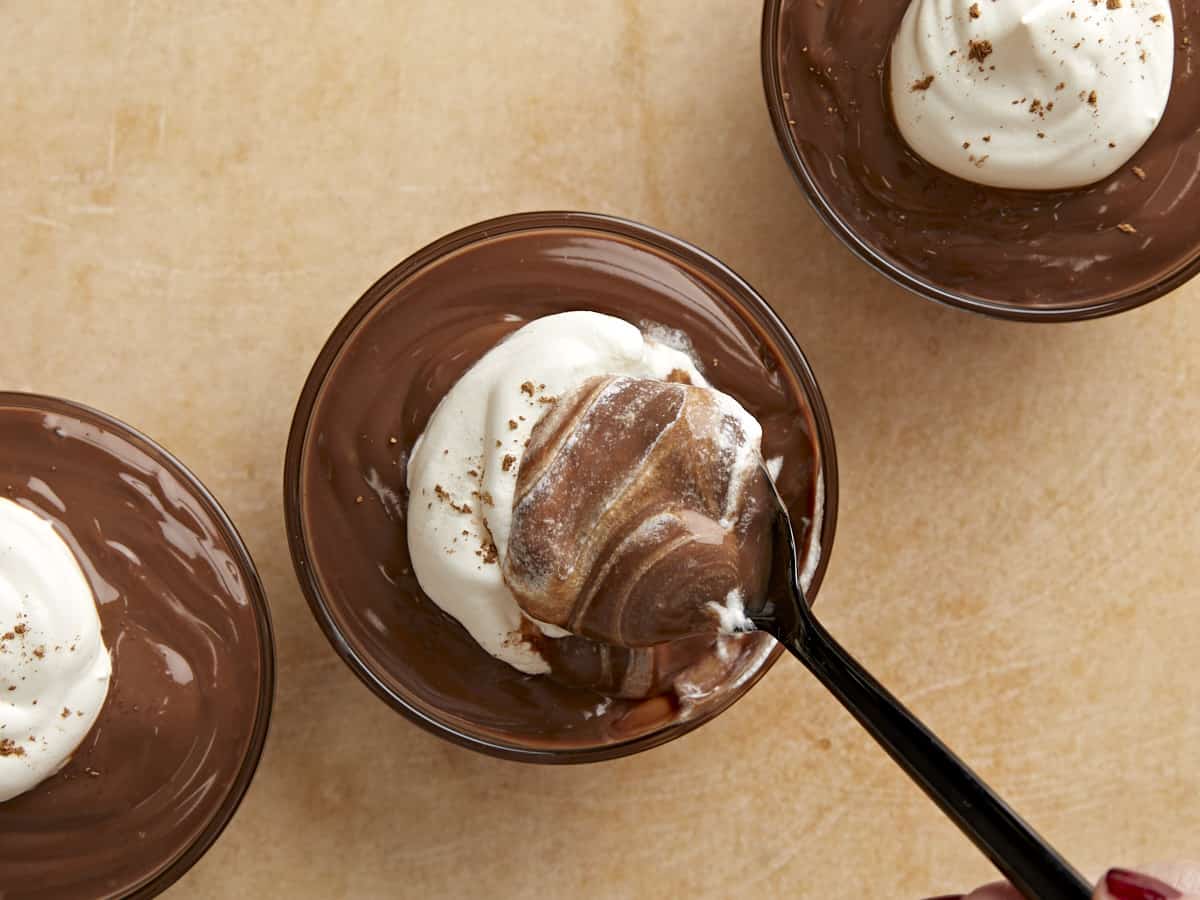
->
<box><xmin>284</xmin><ymin>211</ymin><xmax>838</xmax><ymax>763</ymax></box>
<box><xmin>0</xmin><ymin>392</ymin><xmax>276</xmax><ymax>899</ymax></box>
<box><xmin>761</xmin><ymin>0</ymin><xmax>1200</xmax><ymax>322</ymax></box>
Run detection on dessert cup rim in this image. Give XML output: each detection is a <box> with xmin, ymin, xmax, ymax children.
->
<box><xmin>759</xmin><ymin>0</ymin><xmax>1200</xmax><ymax>323</ymax></box>
<box><xmin>0</xmin><ymin>391</ymin><xmax>277</xmax><ymax>900</ymax></box>
<box><xmin>283</xmin><ymin>210</ymin><xmax>840</xmax><ymax>764</ymax></box>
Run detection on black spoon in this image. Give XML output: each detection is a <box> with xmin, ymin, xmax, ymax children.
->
<box><xmin>747</xmin><ymin>466</ymin><xmax>1093</xmax><ymax>900</ymax></box>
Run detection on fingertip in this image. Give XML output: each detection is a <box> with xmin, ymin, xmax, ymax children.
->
<box><xmin>1101</xmin><ymin>868</ymin><xmax>1184</xmax><ymax>900</ymax></box>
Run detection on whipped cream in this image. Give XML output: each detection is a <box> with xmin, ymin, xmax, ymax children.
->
<box><xmin>407</xmin><ymin>311</ymin><xmax>765</xmax><ymax>674</ymax></box>
<box><xmin>0</xmin><ymin>498</ymin><xmax>111</xmax><ymax>802</ymax></box>
<box><xmin>890</xmin><ymin>0</ymin><xmax>1175</xmax><ymax>190</ymax></box>
<box><xmin>708</xmin><ymin>589</ymin><xmax>754</xmax><ymax>635</ymax></box>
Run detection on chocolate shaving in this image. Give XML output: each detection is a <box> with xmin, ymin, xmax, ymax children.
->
<box><xmin>968</xmin><ymin>40</ymin><xmax>993</xmax><ymax>63</ymax></box>
<box><xmin>0</xmin><ymin>739</ymin><xmax>25</xmax><ymax>757</ymax></box>
<box><xmin>910</xmin><ymin>75</ymin><xmax>935</xmax><ymax>92</ymax></box>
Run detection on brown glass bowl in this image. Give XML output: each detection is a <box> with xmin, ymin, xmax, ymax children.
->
<box><xmin>284</xmin><ymin>211</ymin><xmax>839</xmax><ymax>763</ymax></box>
<box><xmin>762</xmin><ymin>0</ymin><xmax>1200</xmax><ymax>322</ymax></box>
<box><xmin>0</xmin><ymin>393</ymin><xmax>275</xmax><ymax>899</ymax></box>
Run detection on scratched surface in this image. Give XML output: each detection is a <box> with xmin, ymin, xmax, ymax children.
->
<box><xmin>2</xmin><ymin>2</ymin><xmax>1198</xmax><ymax>898</ymax></box>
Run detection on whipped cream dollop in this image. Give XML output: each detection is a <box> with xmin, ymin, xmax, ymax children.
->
<box><xmin>890</xmin><ymin>0</ymin><xmax>1175</xmax><ymax>190</ymax></box>
<box><xmin>407</xmin><ymin>311</ymin><xmax>758</xmax><ymax>674</ymax></box>
<box><xmin>0</xmin><ymin>498</ymin><xmax>111</xmax><ymax>802</ymax></box>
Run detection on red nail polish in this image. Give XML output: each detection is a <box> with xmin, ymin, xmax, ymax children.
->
<box><xmin>1105</xmin><ymin>868</ymin><xmax>1183</xmax><ymax>900</ymax></box>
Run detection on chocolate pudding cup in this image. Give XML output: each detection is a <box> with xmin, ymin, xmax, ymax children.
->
<box><xmin>285</xmin><ymin>211</ymin><xmax>838</xmax><ymax>763</ymax></box>
<box><xmin>0</xmin><ymin>394</ymin><xmax>275</xmax><ymax>899</ymax></box>
<box><xmin>762</xmin><ymin>0</ymin><xmax>1200</xmax><ymax>321</ymax></box>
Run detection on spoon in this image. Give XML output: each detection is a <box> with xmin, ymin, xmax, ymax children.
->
<box><xmin>747</xmin><ymin>467</ymin><xmax>1093</xmax><ymax>900</ymax></box>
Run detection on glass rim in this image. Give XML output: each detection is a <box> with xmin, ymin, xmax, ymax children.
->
<box><xmin>283</xmin><ymin>210</ymin><xmax>841</xmax><ymax>764</ymax></box>
<box><xmin>759</xmin><ymin>0</ymin><xmax>1200</xmax><ymax>323</ymax></box>
<box><xmin>0</xmin><ymin>391</ymin><xmax>277</xmax><ymax>900</ymax></box>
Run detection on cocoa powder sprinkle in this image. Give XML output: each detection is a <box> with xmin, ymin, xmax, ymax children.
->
<box><xmin>0</xmin><ymin>739</ymin><xmax>25</xmax><ymax>758</ymax></box>
<box><xmin>968</xmin><ymin>39</ymin><xmax>993</xmax><ymax>63</ymax></box>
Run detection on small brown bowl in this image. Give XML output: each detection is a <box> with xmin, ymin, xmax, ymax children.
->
<box><xmin>284</xmin><ymin>211</ymin><xmax>839</xmax><ymax>763</ymax></box>
<box><xmin>0</xmin><ymin>393</ymin><xmax>275</xmax><ymax>899</ymax></box>
<box><xmin>762</xmin><ymin>0</ymin><xmax>1200</xmax><ymax>321</ymax></box>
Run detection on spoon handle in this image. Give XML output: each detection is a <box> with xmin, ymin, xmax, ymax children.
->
<box><xmin>777</xmin><ymin>614</ymin><xmax>1092</xmax><ymax>900</ymax></box>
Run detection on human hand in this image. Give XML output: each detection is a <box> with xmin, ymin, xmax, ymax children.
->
<box><xmin>927</xmin><ymin>863</ymin><xmax>1200</xmax><ymax>899</ymax></box>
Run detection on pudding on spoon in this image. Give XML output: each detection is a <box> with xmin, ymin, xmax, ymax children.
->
<box><xmin>405</xmin><ymin>311</ymin><xmax>788</xmax><ymax>703</ymax></box>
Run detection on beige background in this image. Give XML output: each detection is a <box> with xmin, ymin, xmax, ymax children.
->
<box><xmin>2</xmin><ymin>2</ymin><xmax>1198</xmax><ymax>898</ymax></box>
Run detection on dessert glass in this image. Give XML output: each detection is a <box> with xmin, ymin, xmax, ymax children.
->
<box><xmin>0</xmin><ymin>393</ymin><xmax>276</xmax><ymax>900</ymax></box>
<box><xmin>284</xmin><ymin>211</ymin><xmax>839</xmax><ymax>763</ymax></box>
<box><xmin>761</xmin><ymin>0</ymin><xmax>1200</xmax><ymax>322</ymax></box>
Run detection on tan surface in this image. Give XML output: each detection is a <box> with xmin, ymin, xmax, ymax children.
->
<box><xmin>2</xmin><ymin>2</ymin><xmax>1198</xmax><ymax>898</ymax></box>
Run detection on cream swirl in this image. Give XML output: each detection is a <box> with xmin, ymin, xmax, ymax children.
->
<box><xmin>0</xmin><ymin>498</ymin><xmax>111</xmax><ymax>802</ymax></box>
<box><xmin>502</xmin><ymin>375</ymin><xmax>768</xmax><ymax>648</ymax></box>
<box><xmin>890</xmin><ymin>0</ymin><xmax>1175</xmax><ymax>189</ymax></box>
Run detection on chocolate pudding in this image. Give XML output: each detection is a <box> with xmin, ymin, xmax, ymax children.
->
<box><xmin>0</xmin><ymin>395</ymin><xmax>273</xmax><ymax>899</ymax></box>
<box><xmin>286</xmin><ymin>213</ymin><xmax>836</xmax><ymax>761</ymax></box>
<box><xmin>767</xmin><ymin>0</ymin><xmax>1200</xmax><ymax>316</ymax></box>
<box><xmin>505</xmin><ymin>376</ymin><xmax>773</xmax><ymax>647</ymax></box>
